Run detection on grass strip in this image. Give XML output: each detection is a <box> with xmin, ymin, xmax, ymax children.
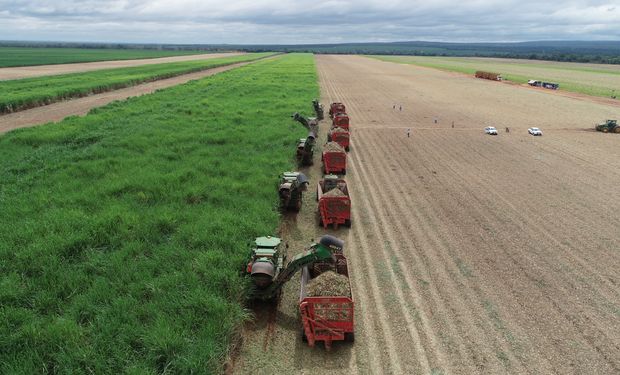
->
<box><xmin>0</xmin><ymin>47</ymin><xmax>208</xmax><ymax>68</ymax></box>
<box><xmin>0</xmin><ymin>53</ymin><xmax>317</xmax><ymax>373</ymax></box>
<box><xmin>0</xmin><ymin>53</ymin><xmax>274</xmax><ymax>114</ymax></box>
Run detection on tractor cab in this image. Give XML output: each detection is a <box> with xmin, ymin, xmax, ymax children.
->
<box><xmin>281</xmin><ymin>172</ymin><xmax>309</xmax><ymax>187</ymax></box>
<box><xmin>248</xmin><ymin>236</ymin><xmax>284</xmax><ymax>288</ymax></box>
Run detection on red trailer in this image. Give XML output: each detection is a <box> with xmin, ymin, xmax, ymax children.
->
<box><xmin>322</xmin><ymin>142</ymin><xmax>347</xmax><ymax>175</ymax></box>
<box><xmin>329</xmin><ymin>102</ymin><xmax>346</xmax><ymax>118</ymax></box>
<box><xmin>300</xmin><ymin>253</ymin><xmax>354</xmax><ymax>350</ymax></box>
<box><xmin>317</xmin><ymin>176</ymin><xmax>351</xmax><ymax>228</ymax></box>
<box><xmin>328</xmin><ymin>127</ymin><xmax>350</xmax><ymax>151</ymax></box>
<box><xmin>332</xmin><ymin>113</ymin><xmax>350</xmax><ymax>129</ymax></box>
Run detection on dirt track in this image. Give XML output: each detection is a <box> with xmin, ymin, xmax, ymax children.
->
<box><xmin>0</xmin><ymin>61</ymin><xmax>255</xmax><ymax>134</ymax></box>
<box><xmin>234</xmin><ymin>55</ymin><xmax>620</xmax><ymax>374</ymax></box>
<box><xmin>0</xmin><ymin>52</ymin><xmax>243</xmax><ymax>80</ymax></box>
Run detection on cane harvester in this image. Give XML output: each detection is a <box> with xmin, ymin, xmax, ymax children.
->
<box><xmin>328</xmin><ymin>126</ymin><xmax>350</xmax><ymax>151</ymax></box>
<box><xmin>322</xmin><ymin>142</ymin><xmax>347</xmax><ymax>175</ymax></box>
<box><xmin>292</xmin><ymin>112</ymin><xmax>319</xmax><ymax>134</ymax></box>
<box><xmin>296</xmin><ymin>131</ymin><xmax>316</xmax><ymax>166</ymax></box>
<box><xmin>317</xmin><ymin>174</ymin><xmax>351</xmax><ymax>229</ymax></box>
<box><xmin>595</xmin><ymin>119</ymin><xmax>620</xmax><ymax>133</ymax></box>
<box><xmin>313</xmin><ymin>99</ymin><xmax>325</xmax><ymax>120</ymax></box>
<box><xmin>329</xmin><ymin>102</ymin><xmax>346</xmax><ymax>118</ymax></box>
<box><xmin>245</xmin><ymin>235</ymin><xmax>345</xmax><ymax>301</ymax></box>
<box><xmin>279</xmin><ymin>172</ymin><xmax>308</xmax><ymax>211</ymax></box>
<box><xmin>299</xmin><ymin>236</ymin><xmax>354</xmax><ymax>349</ymax></box>
<box><xmin>332</xmin><ymin>113</ymin><xmax>350</xmax><ymax>130</ymax></box>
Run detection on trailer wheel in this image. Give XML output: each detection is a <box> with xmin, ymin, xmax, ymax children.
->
<box><xmin>345</xmin><ymin>332</ymin><xmax>355</xmax><ymax>342</ymax></box>
<box><xmin>301</xmin><ymin>329</ymin><xmax>308</xmax><ymax>342</ymax></box>
<box><xmin>345</xmin><ymin>146</ymin><xmax>350</xmax><ymax>152</ymax></box>
<box><xmin>341</xmin><ymin>169</ymin><xmax>346</xmax><ymax>175</ymax></box>
<box><xmin>344</xmin><ymin>219</ymin><xmax>352</xmax><ymax>227</ymax></box>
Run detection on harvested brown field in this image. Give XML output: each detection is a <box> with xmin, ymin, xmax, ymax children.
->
<box><xmin>234</xmin><ymin>54</ymin><xmax>620</xmax><ymax>374</ymax></box>
<box><xmin>0</xmin><ymin>52</ymin><xmax>243</xmax><ymax>80</ymax></box>
<box><xmin>306</xmin><ymin>271</ymin><xmax>351</xmax><ymax>298</ymax></box>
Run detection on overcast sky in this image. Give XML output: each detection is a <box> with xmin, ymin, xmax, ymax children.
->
<box><xmin>1</xmin><ymin>0</ymin><xmax>620</xmax><ymax>44</ymax></box>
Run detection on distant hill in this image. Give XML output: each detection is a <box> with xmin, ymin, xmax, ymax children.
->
<box><xmin>2</xmin><ymin>40</ymin><xmax>620</xmax><ymax>64</ymax></box>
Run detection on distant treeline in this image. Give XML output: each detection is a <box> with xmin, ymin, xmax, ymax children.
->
<box><xmin>3</xmin><ymin>40</ymin><xmax>620</xmax><ymax>64</ymax></box>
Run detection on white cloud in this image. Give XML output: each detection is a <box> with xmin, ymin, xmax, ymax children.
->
<box><xmin>0</xmin><ymin>0</ymin><xmax>619</xmax><ymax>43</ymax></box>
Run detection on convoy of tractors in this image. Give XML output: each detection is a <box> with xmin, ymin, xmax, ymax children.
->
<box><xmin>247</xmin><ymin>95</ymin><xmax>617</xmax><ymax>351</ymax></box>
<box><xmin>245</xmin><ymin>100</ymin><xmax>354</xmax><ymax>350</ymax></box>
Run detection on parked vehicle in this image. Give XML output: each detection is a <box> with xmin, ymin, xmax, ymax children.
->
<box><xmin>484</xmin><ymin>126</ymin><xmax>498</xmax><ymax>135</ymax></box>
<box><xmin>528</xmin><ymin>127</ymin><xmax>543</xmax><ymax>136</ymax></box>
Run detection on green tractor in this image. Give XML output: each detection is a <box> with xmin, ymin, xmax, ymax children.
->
<box><xmin>245</xmin><ymin>235</ymin><xmax>344</xmax><ymax>301</ymax></box>
<box><xmin>296</xmin><ymin>131</ymin><xmax>316</xmax><ymax>166</ymax></box>
<box><xmin>312</xmin><ymin>99</ymin><xmax>324</xmax><ymax>120</ymax></box>
<box><xmin>278</xmin><ymin>172</ymin><xmax>308</xmax><ymax>211</ymax></box>
<box><xmin>595</xmin><ymin>119</ymin><xmax>620</xmax><ymax>133</ymax></box>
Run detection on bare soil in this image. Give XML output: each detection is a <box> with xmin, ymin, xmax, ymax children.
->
<box><xmin>0</xmin><ymin>52</ymin><xmax>243</xmax><ymax>80</ymax></box>
<box><xmin>233</xmin><ymin>55</ymin><xmax>620</xmax><ymax>374</ymax></box>
<box><xmin>0</xmin><ymin>61</ymin><xmax>255</xmax><ymax>134</ymax></box>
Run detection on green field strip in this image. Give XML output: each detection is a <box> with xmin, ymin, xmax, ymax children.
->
<box><xmin>0</xmin><ymin>53</ymin><xmax>318</xmax><ymax>373</ymax></box>
<box><xmin>0</xmin><ymin>47</ymin><xmax>209</xmax><ymax>68</ymax></box>
<box><xmin>0</xmin><ymin>53</ymin><xmax>275</xmax><ymax>114</ymax></box>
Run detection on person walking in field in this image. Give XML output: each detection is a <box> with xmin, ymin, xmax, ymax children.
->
<box><xmin>407</xmin><ymin>128</ymin><xmax>411</xmax><ymax>138</ymax></box>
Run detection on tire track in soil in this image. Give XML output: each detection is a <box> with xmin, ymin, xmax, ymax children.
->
<box><xmin>325</xmin><ymin>56</ymin><xmax>525</xmax><ymax>374</ymax></box>
<box><xmin>318</xmin><ymin>57</ymin><xmax>391</xmax><ymax>374</ymax></box>
<box><xmin>417</xmin><ymin>131</ymin><xmax>620</xmax><ymax>372</ymax></box>
<box><xmin>312</xmin><ymin>54</ymin><xmax>620</xmax><ymax>374</ymax></box>
<box><xmin>353</xmin><ymin>130</ymin><xmax>530</xmax><ymax>374</ymax></box>
<box><xmin>398</xmin><ymin>117</ymin><xmax>620</xmax><ymax>374</ymax></box>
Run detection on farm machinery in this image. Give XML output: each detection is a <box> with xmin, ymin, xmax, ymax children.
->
<box><xmin>332</xmin><ymin>113</ymin><xmax>350</xmax><ymax>129</ymax></box>
<box><xmin>317</xmin><ymin>175</ymin><xmax>351</xmax><ymax>229</ymax></box>
<box><xmin>475</xmin><ymin>71</ymin><xmax>502</xmax><ymax>81</ymax></box>
<box><xmin>328</xmin><ymin>126</ymin><xmax>350</xmax><ymax>151</ymax></box>
<box><xmin>245</xmin><ymin>235</ymin><xmax>344</xmax><ymax>301</ymax></box>
<box><xmin>279</xmin><ymin>172</ymin><xmax>308</xmax><ymax>211</ymax></box>
<box><xmin>296</xmin><ymin>131</ymin><xmax>316</xmax><ymax>166</ymax></box>
<box><xmin>300</xmin><ymin>250</ymin><xmax>354</xmax><ymax>349</ymax></box>
<box><xmin>595</xmin><ymin>119</ymin><xmax>620</xmax><ymax>133</ymax></box>
<box><xmin>313</xmin><ymin>99</ymin><xmax>324</xmax><ymax>120</ymax></box>
<box><xmin>292</xmin><ymin>112</ymin><xmax>319</xmax><ymax>134</ymax></box>
<box><xmin>322</xmin><ymin>142</ymin><xmax>347</xmax><ymax>175</ymax></box>
<box><xmin>329</xmin><ymin>102</ymin><xmax>346</xmax><ymax>118</ymax></box>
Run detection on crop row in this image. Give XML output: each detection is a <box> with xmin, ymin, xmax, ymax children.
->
<box><xmin>0</xmin><ymin>47</ymin><xmax>205</xmax><ymax>68</ymax></box>
<box><xmin>0</xmin><ymin>53</ymin><xmax>274</xmax><ymax>114</ymax></box>
<box><xmin>0</xmin><ymin>53</ymin><xmax>317</xmax><ymax>373</ymax></box>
